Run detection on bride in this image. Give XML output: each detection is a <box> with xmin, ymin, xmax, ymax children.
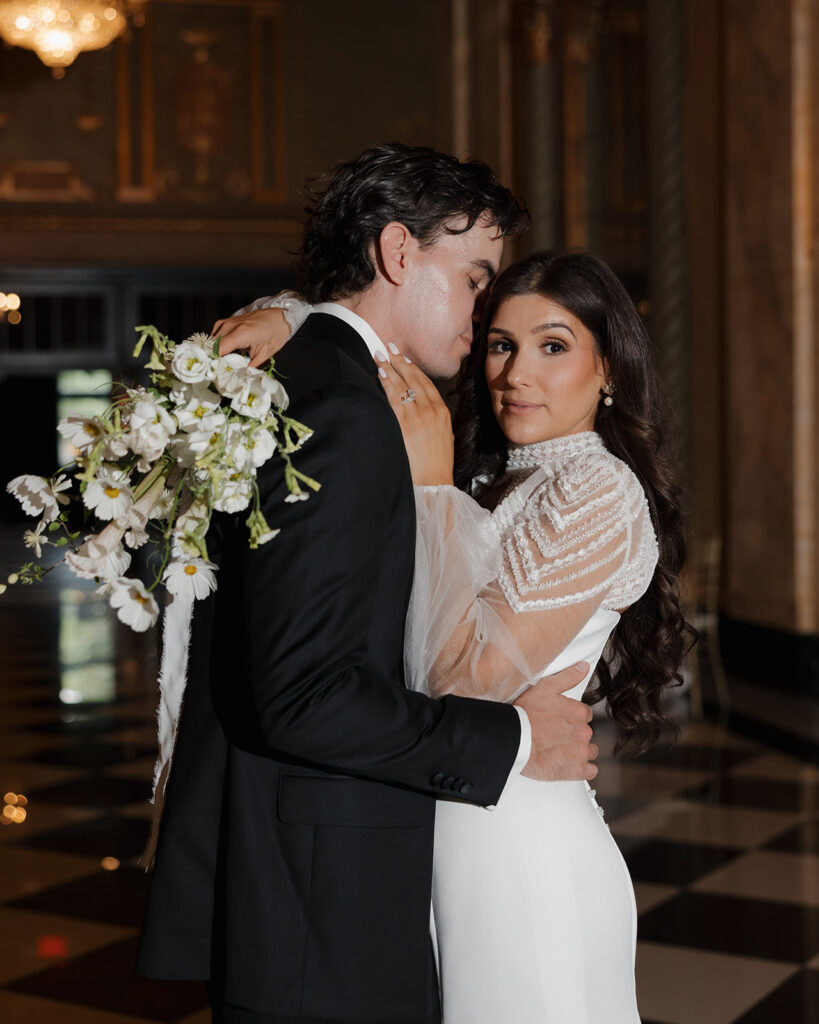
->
<box><xmin>216</xmin><ymin>250</ymin><xmax>690</xmax><ymax>1022</ymax></box>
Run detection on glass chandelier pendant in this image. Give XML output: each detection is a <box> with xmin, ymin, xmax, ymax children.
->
<box><xmin>0</xmin><ymin>1</ymin><xmax>138</xmax><ymax>77</ymax></box>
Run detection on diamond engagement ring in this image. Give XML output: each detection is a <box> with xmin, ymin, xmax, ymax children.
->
<box><xmin>401</xmin><ymin>388</ymin><xmax>417</xmax><ymax>404</ymax></box>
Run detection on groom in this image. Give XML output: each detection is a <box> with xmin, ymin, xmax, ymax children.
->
<box><xmin>137</xmin><ymin>143</ymin><xmax>597</xmax><ymax>1023</ymax></box>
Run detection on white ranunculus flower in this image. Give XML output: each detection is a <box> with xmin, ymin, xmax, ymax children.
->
<box><xmin>173</xmin><ymin>383</ymin><xmax>222</xmax><ymax>429</ymax></box>
<box><xmin>174</xmin><ymin>413</ymin><xmax>227</xmax><ymax>467</ymax></box>
<box><xmin>127</xmin><ymin>397</ymin><xmax>176</xmax><ymax>468</ymax></box>
<box><xmin>245</xmin><ymin>424</ymin><xmax>277</xmax><ymax>468</ymax></box>
<box><xmin>212</xmin><ymin>474</ymin><xmax>253</xmax><ymax>513</ymax></box>
<box><xmin>23</xmin><ymin>520</ymin><xmax>49</xmax><ymax>557</ymax></box>
<box><xmin>102</xmin><ymin>434</ymin><xmax>130</xmax><ymax>460</ymax></box>
<box><xmin>163</xmin><ymin>556</ymin><xmax>218</xmax><ymax>600</ymax></box>
<box><xmin>83</xmin><ymin>466</ymin><xmax>134</xmax><ymax>521</ymax></box>
<box><xmin>213</xmin><ymin>353</ymin><xmax>251</xmax><ymax>399</ymax></box>
<box><xmin>174</xmin><ymin>497</ymin><xmax>209</xmax><ymax>535</ymax></box>
<box><xmin>57</xmin><ymin>415</ymin><xmax>106</xmax><ymax>452</ymax></box>
<box><xmin>66</xmin><ymin>531</ymin><xmax>132</xmax><ymax>581</ymax></box>
<box><xmin>259</xmin><ymin>374</ymin><xmax>289</xmax><ymax>411</ymax></box>
<box><xmin>230</xmin><ymin>372</ymin><xmax>272</xmax><ymax>421</ymax></box>
<box><xmin>178</xmin><ymin>405</ymin><xmax>226</xmax><ymax>438</ymax></box>
<box><xmin>224</xmin><ymin>423</ymin><xmax>252</xmax><ymax>471</ymax></box>
<box><xmin>7</xmin><ymin>474</ymin><xmax>71</xmax><ymax>522</ymax></box>
<box><xmin>108</xmin><ymin>577</ymin><xmax>159</xmax><ymax>632</ymax></box>
<box><xmin>171</xmin><ymin>342</ymin><xmax>214</xmax><ymax>384</ymax></box>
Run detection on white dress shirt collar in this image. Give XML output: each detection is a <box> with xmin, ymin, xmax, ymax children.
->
<box><xmin>312</xmin><ymin>302</ymin><xmax>390</xmax><ymax>363</ymax></box>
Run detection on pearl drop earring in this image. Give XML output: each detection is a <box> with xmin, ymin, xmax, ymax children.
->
<box><xmin>601</xmin><ymin>381</ymin><xmax>615</xmax><ymax>407</ymax></box>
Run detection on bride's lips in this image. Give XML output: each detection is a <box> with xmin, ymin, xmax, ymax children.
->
<box><xmin>500</xmin><ymin>399</ymin><xmax>542</xmax><ymax>415</ymax></box>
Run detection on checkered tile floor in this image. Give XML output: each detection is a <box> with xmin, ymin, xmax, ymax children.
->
<box><xmin>1</xmin><ymin>539</ymin><xmax>817</xmax><ymax>1023</ymax></box>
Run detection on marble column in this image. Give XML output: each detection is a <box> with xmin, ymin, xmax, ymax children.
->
<box><xmin>719</xmin><ymin>0</ymin><xmax>819</xmax><ymax>690</ymax></box>
<box><xmin>521</xmin><ymin>0</ymin><xmax>558</xmax><ymax>249</ymax></box>
<box><xmin>646</xmin><ymin>0</ymin><xmax>691</xmax><ymax>485</ymax></box>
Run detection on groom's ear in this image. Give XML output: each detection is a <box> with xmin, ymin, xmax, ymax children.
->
<box><xmin>376</xmin><ymin>222</ymin><xmax>416</xmax><ymax>286</ymax></box>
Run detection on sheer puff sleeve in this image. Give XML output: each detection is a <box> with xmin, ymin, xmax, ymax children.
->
<box><xmin>405</xmin><ymin>453</ymin><xmax>658</xmax><ymax>703</ymax></box>
<box><xmin>234</xmin><ymin>290</ymin><xmax>312</xmax><ymax>334</ymax></box>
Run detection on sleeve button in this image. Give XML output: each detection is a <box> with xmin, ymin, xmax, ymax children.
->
<box><xmin>459</xmin><ymin>781</ymin><xmax>473</xmax><ymax>795</ymax></box>
<box><xmin>430</xmin><ymin>772</ymin><xmax>444</xmax><ymax>786</ymax></box>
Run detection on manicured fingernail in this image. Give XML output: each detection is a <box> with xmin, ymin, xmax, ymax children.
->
<box><xmin>388</xmin><ymin>343</ymin><xmax>400</xmax><ymax>355</ymax></box>
<box><xmin>403</xmin><ymin>356</ymin><xmax>412</xmax><ymax>364</ymax></box>
<box><xmin>378</xmin><ymin>366</ymin><xmax>387</xmax><ymax>378</ymax></box>
<box><xmin>374</xmin><ymin>350</ymin><xmax>387</xmax><ymax>361</ymax></box>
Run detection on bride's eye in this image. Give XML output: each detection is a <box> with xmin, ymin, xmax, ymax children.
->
<box><xmin>488</xmin><ymin>338</ymin><xmax>513</xmax><ymax>353</ymax></box>
<box><xmin>543</xmin><ymin>340</ymin><xmax>567</xmax><ymax>354</ymax></box>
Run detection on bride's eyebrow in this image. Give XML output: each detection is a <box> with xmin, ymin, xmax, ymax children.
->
<box><xmin>531</xmin><ymin>321</ymin><xmax>576</xmax><ymax>338</ymax></box>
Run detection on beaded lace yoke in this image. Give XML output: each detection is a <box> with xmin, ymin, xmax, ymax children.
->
<box><xmin>405</xmin><ymin>431</ymin><xmax>659</xmax><ymax>703</ymax></box>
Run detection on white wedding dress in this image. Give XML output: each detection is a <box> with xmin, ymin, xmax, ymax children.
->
<box><xmin>406</xmin><ymin>431</ymin><xmax>658</xmax><ymax>1024</ymax></box>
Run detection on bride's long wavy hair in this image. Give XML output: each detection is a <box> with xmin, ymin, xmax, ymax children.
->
<box><xmin>453</xmin><ymin>250</ymin><xmax>694</xmax><ymax>756</ymax></box>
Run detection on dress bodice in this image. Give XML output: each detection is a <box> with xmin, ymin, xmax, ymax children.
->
<box><xmin>405</xmin><ymin>431</ymin><xmax>658</xmax><ymax>704</ymax></box>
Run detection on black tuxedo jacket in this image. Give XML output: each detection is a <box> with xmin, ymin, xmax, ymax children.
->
<box><xmin>137</xmin><ymin>313</ymin><xmax>522</xmax><ymax>1022</ymax></box>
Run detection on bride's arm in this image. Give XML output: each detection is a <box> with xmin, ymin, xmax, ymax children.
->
<box><xmin>408</xmin><ymin>477</ymin><xmax>653</xmax><ymax>702</ymax></box>
<box><xmin>211</xmin><ymin>291</ymin><xmax>312</xmax><ymax>368</ymax></box>
<box><xmin>377</xmin><ymin>352</ymin><xmax>656</xmax><ymax>703</ymax></box>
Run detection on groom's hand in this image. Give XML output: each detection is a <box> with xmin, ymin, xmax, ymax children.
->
<box><xmin>515</xmin><ymin>663</ymin><xmax>599</xmax><ymax>782</ymax></box>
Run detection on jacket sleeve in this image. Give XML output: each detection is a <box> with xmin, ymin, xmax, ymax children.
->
<box><xmin>224</xmin><ymin>381</ymin><xmax>521</xmax><ymax>806</ymax></box>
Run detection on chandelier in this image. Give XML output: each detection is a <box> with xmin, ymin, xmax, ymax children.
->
<box><xmin>0</xmin><ymin>1</ymin><xmax>143</xmax><ymax>76</ymax></box>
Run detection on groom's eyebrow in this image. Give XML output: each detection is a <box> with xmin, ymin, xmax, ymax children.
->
<box><xmin>470</xmin><ymin>258</ymin><xmax>498</xmax><ymax>281</ymax></box>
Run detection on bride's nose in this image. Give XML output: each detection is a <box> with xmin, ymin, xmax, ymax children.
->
<box><xmin>505</xmin><ymin>353</ymin><xmax>531</xmax><ymax>387</ymax></box>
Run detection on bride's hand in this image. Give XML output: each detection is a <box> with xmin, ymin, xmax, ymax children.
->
<box><xmin>212</xmin><ymin>307</ymin><xmax>292</xmax><ymax>368</ymax></box>
<box><xmin>377</xmin><ymin>346</ymin><xmax>454</xmax><ymax>487</ymax></box>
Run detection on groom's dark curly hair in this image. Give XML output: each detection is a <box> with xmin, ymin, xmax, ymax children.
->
<box><xmin>295</xmin><ymin>142</ymin><xmax>529</xmax><ymax>303</ymax></box>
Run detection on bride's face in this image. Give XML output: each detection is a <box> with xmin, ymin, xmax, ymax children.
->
<box><xmin>485</xmin><ymin>293</ymin><xmax>608</xmax><ymax>446</ymax></box>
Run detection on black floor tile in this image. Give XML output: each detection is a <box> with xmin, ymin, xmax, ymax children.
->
<box><xmin>5</xmin><ymin>865</ymin><xmax>150</xmax><ymax>927</ymax></box>
<box><xmin>638</xmin><ymin>891</ymin><xmax>819</xmax><ymax>962</ymax></box>
<box><xmin>733</xmin><ymin>969</ymin><xmax>819</xmax><ymax>1024</ymax></box>
<box><xmin>679</xmin><ymin>776</ymin><xmax>819</xmax><ymax>813</ymax></box>
<box><xmin>633</xmin><ymin>743</ymin><xmax>758</xmax><ymax>772</ymax></box>
<box><xmin>25</xmin><ymin>774</ymin><xmax>151</xmax><ymax>809</ymax></box>
<box><xmin>14</xmin><ymin>813</ymin><xmax>150</xmax><ymax>860</ymax></box>
<box><xmin>20</xmin><ymin>741</ymin><xmax>156</xmax><ymax>770</ymax></box>
<box><xmin>620</xmin><ymin>836</ymin><xmax>741</xmax><ymax>886</ymax></box>
<box><xmin>763</xmin><ymin>816</ymin><xmax>819</xmax><ymax>855</ymax></box>
<box><xmin>3</xmin><ymin>935</ymin><xmax>208</xmax><ymax>1022</ymax></box>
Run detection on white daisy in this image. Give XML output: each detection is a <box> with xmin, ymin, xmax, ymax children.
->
<box><xmin>83</xmin><ymin>467</ymin><xmax>134</xmax><ymax>521</ymax></box>
<box><xmin>7</xmin><ymin>474</ymin><xmax>70</xmax><ymax>522</ymax></box>
<box><xmin>163</xmin><ymin>557</ymin><xmax>218</xmax><ymax>601</ymax></box>
<box><xmin>57</xmin><ymin>415</ymin><xmax>106</xmax><ymax>452</ymax></box>
<box><xmin>108</xmin><ymin>577</ymin><xmax>159</xmax><ymax>632</ymax></box>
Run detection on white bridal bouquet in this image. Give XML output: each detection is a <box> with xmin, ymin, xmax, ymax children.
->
<box><xmin>5</xmin><ymin>325</ymin><xmax>318</xmax><ymax>631</ymax></box>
